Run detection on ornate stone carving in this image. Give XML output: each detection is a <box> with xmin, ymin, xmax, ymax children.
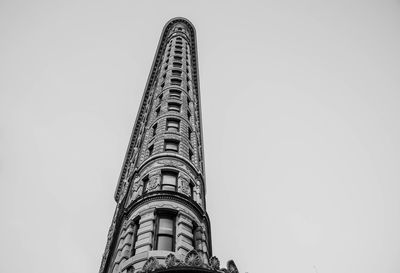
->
<box><xmin>131</xmin><ymin>147</ymin><xmax>139</xmax><ymax>165</ymax></box>
<box><xmin>158</xmin><ymin>159</ymin><xmax>185</xmax><ymax>168</ymax></box>
<box><xmin>226</xmin><ymin>260</ymin><xmax>239</xmax><ymax>273</ymax></box>
<box><xmin>142</xmin><ymin>257</ymin><xmax>164</xmax><ymax>272</ymax></box>
<box><xmin>119</xmin><ymin>179</ymin><xmax>129</xmax><ymax>203</ymax></box>
<box><xmin>184</xmin><ymin>249</ymin><xmax>203</xmax><ymax>267</ymax></box>
<box><xmin>165</xmin><ymin>253</ymin><xmax>177</xmax><ymax>268</ymax></box>
<box><xmin>147</xmin><ymin>175</ymin><xmax>160</xmax><ymax>192</ymax></box>
<box><xmin>179</xmin><ymin>177</ymin><xmax>190</xmax><ymax>196</ymax></box>
<box><xmin>126</xmin><ymin>162</ymin><xmax>135</xmax><ymax>181</ymax></box>
<box><xmin>132</xmin><ymin>176</ymin><xmax>140</xmax><ymax>191</ymax></box>
<box><xmin>209</xmin><ymin>256</ymin><xmax>220</xmax><ymax>270</ymax></box>
<box><xmin>139</xmin><ymin>253</ymin><xmax>239</xmax><ymax>273</ymax></box>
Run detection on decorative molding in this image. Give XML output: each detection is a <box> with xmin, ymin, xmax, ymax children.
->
<box><xmin>137</xmin><ymin>251</ymin><xmax>239</xmax><ymax>273</ymax></box>
<box><xmin>185</xmin><ymin>249</ymin><xmax>203</xmax><ymax>267</ymax></box>
<box><xmin>209</xmin><ymin>256</ymin><xmax>220</xmax><ymax>271</ymax></box>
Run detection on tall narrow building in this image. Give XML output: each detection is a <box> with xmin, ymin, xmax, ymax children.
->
<box><xmin>99</xmin><ymin>18</ymin><xmax>239</xmax><ymax>273</ymax></box>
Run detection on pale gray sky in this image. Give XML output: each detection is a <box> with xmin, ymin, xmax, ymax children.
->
<box><xmin>1</xmin><ymin>1</ymin><xmax>400</xmax><ymax>273</ymax></box>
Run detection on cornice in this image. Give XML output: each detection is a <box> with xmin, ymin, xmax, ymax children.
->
<box><xmin>124</xmin><ymin>191</ymin><xmax>209</xmax><ymax>221</ymax></box>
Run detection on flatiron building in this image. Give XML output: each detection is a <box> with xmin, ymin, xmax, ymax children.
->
<box><xmin>99</xmin><ymin>18</ymin><xmax>239</xmax><ymax>273</ymax></box>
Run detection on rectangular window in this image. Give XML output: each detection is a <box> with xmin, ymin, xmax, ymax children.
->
<box><xmin>148</xmin><ymin>144</ymin><xmax>154</xmax><ymax>156</ymax></box>
<box><xmin>174</xmin><ymin>56</ymin><xmax>182</xmax><ymax>61</ymax></box>
<box><xmin>130</xmin><ymin>218</ymin><xmax>140</xmax><ymax>256</ymax></box>
<box><xmin>161</xmin><ymin>171</ymin><xmax>177</xmax><ymax>191</ymax></box>
<box><xmin>192</xmin><ymin>223</ymin><xmax>198</xmax><ymax>250</ymax></box>
<box><xmin>152</xmin><ymin>123</ymin><xmax>157</xmax><ymax>137</ymax></box>
<box><xmin>173</xmin><ymin>62</ymin><xmax>182</xmax><ymax>68</ymax></box>
<box><xmin>166</xmin><ymin>119</ymin><xmax>180</xmax><ymax>132</ymax></box>
<box><xmin>142</xmin><ymin>175</ymin><xmax>149</xmax><ymax>194</ymax></box>
<box><xmin>188</xmin><ymin>127</ymin><xmax>192</xmax><ymax>139</ymax></box>
<box><xmin>174</xmin><ymin>50</ymin><xmax>183</xmax><ymax>55</ymax></box>
<box><xmin>187</xmin><ymin>110</ymin><xmax>191</xmax><ymax>121</ymax></box>
<box><xmin>168</xmin><ymin>102</ymin><xmax>181</xmax><ymax>113</ymax></box>
<box><xmin>164</xmin><ymin>139</ymin><xmax>179</xmax><ymax>152</ymax></box>
<box><xmin>171</xmin><ymin>70</ymin><xmax>182</xmax><ymax>77</ymax></box>
<box><xmin>156</xmin><ymin>214</ymin><xmax>175</xmax><ymax>251</ymax></box>
<box><xmin>171</xmin><ymin>78</ymin><xmax>182</xmax><ymax>86</ymax></box>
<box><xmin>189</xmin><ymin>182</ymin><xmax>194</xmax><ymax>198</ymax></box>
<box><xmin>155</xmin><ymin>107</ymin><xmax>161</xmax><ymax>117</ymax></box>
<box><xmin>169</xmin><ymin>89</ymin><xmax>181</xmax><ymax>99</ymax></box>
<box><xmin>189</xmin><ymin>149</ymin><xmax>193</xmax><ymax>161</ymax></box>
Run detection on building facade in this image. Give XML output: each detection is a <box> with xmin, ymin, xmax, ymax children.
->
<box><xmin>99</xmin><ymin>18</ymin><xmax>239</xmax><ymax>273</ymax></box>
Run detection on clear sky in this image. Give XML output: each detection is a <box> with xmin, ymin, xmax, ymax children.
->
<box><xmin>1</xmin><ymin>1</ymin><xmax>400</xmax><ymax>273</ymax></box>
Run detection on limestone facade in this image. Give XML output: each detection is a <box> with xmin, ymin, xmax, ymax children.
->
<box><xmin>99</xmin><ymin>18</ymin><xmax>212</xmax><ymax>273</ymax></box>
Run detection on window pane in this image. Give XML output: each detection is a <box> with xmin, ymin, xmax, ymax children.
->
<box><xmin>168</xmin><ymin>103</ymin><xmax>180</xmax><ymax>112</ymax></box>
<box><xmin>162</xmin><ymin>184</ymin><xmax>176</xmax><ymax>191</ymax></box>
<box><xmin>171</xmin><ymin>79</ymin><xmax>182</xmax><ymax>86</ymax></box>
<box><xmin>167</xmin><ymin>120</ymin><xmax>179</xmax><ymax>132</ymax></box>
<box><xmin>157</xmin><ymin>236</ymin><xmax>173</xmax><ymax>251</ymax></box>
<box><xmin>165</xmin><ymin>141</ymin><xmax>178</xmax><ymax>151</ymax></box>
<box><xmin>159</xmin><ymin>218</ymin><xmax>174</xmax><ymax>234</ymax></box>
<box><xmin>162</xmin><ymin>173</ymin><xmax>177</xmax><ymax>186</ymax></box>
<box><xmin>170</xmin><ymin>90</ymin><xmax>181</xmax><ymax>99</ymax></box>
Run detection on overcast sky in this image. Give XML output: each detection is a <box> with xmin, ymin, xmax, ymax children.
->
<box><xmin>1</xmin><ymin>1</ymin><xmax>400</xmax><ymax>273</ymax></box>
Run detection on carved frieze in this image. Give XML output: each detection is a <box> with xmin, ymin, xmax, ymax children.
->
<box><xmin>209</xmin><ymin>256</ymin><xmax>220</xmax><ymax>271</ymax></box>
<box><xmin>185</xmin><ymin>249</ymin><xmax>203</xmax><ymax>267</ymax></box>
<box><xmin>146</xmin><ymin>174</ymin><xmax>160</xmax><ymax>192</ymax></box>
<box><xmin>138</xmin><ymin>251</ymin><xmax>240</xmax><ymax>273</ymax></box>
<box><xmin>179</xmin><ymin>177</ymin><xmax>190</xmax><ymax>196</ymax></box>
